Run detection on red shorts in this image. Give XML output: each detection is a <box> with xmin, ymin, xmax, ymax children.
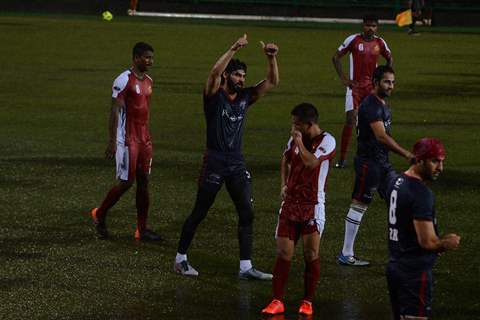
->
<box><xmin>275</xmin><ymin>202</ymin><xmax>325</xmax><ymax>241</ymax></box>
<box><xmin>345</xmin><ymin>84</ymin><xmax>373</xmax><ymax>111</ymax></box>
<box><xmin>116</xmin><ymin>142</ymin><xmax>152</xmax><ymax>181</ymax></box>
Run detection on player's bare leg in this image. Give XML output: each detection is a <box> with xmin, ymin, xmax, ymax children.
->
<box><xmin>336</xmin><ymin>109</ymin><xmax>357</xmax><ymax>168</ymax></box>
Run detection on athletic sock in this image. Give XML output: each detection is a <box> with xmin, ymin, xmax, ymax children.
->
<box><xmin>176</xmin><ymin>253</ymin><xmax>187</xmax><ymax>263</ymax></box>
<box><xmin>97</xmin><ymin>185</ymin><xmax>126</xmax><ymax>220</ymax></box>
<box><xmin>304</xmin><ymin>258</ymin><xmax>320</xmax><ymax>302</ymax></box>
<box><xmin>136</xmin><ymin>186</ymin><xmax>149</xmax><ymax>231</ymax></box>
<box><xmin>339</xmin><ymin>124</ymin><xmax>353</xmax><ymax>162</ymax></box>
<box><xmin>273</xmin><ymin>257</ymin><xmax>291</xmax><ymax>301</ymax></box>
<box><xmin>342</xmin><ymin>205</ymin><xmax>367</xmax><ymax>257</ymax></box>
<box><xmin>240</xmin><ymin>260</ymin><xmax>253</xmax><ymax>272</ymax></box>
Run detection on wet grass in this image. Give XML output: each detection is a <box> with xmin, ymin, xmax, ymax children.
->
<box><xmin>0</xmin><ymin>13</ymin><xmax>479</xmax><ymax>320</ymax></box>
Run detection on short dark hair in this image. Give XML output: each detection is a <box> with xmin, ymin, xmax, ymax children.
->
<box><xmin>291</xmin><ymin>103</ymin><xmax>319</xmax><ymax>124</ymax></box>
<box><xmin>226</xmin><ymin>58</ymin><xmax>247</xmax><ymax>74</ymax></box>
<box><xmin>373</xmin><ymin>65</ymin><xmax>395</xmax><ymax>84</ymax></box>
<box><xmin>132</xmin><ymin>42</ymin><xmax>154</xmax><ymax>58</ymax></box>
<box><xmin>363</xmin><ymin>14</ymin><xmax>379</xmax><ymax>23</ymax></box>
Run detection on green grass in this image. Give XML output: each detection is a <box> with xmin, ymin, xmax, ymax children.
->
<box><xmin>0</xmin><ymin>14</ymin><xmax>479</xmax><ymax>320</ymax></box>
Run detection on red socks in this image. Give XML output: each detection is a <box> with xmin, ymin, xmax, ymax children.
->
<box><xmin>340</xmin><ymin>125</ymin><xmax>353</xmax><ymax>162</ymax></box>
<box><xmin>273</xmin><ymin>257</ymin><xmax>291</xmax><ymax>300</ymax></box>
<box><xmin>304</xmin><ymin>258</ymin><xmax>320</xmax><ymax>302</ymax></box>
<box><xmin>96</xmin><ymin>185</ymin><xmax>127</xmax><ymax>220</ymax></box>
<box><xmin>136</xmin><ymin>186</ymin><xmax>149</xmax><ymax>231</ymax></box>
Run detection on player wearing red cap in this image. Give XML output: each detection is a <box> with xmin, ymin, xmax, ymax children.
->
<box><xmin>385</xmin><ymin>138</ymin><xmax>461</xmax><ymax>319</ymax></box>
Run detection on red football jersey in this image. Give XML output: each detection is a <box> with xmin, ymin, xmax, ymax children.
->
<box><xmin>112</xmin><ymin>70</ymin><xmax>153</xmax><ymax>145</ymax></box>
<box><xmin>282</xmin><ymin>132</ymin><xmax>336</xmax><ymax>221</ymax></box>
<box><xmin>337</xmin><ymin>34</ymin><xmax>391</xmax><ymax>88</ymax></box>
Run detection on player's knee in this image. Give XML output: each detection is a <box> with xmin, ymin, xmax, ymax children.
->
<box><xmin>303</xmin><ymin>248</ymin><xmax>319</xmax><ymax>262</ymax></box>
<box><xmin>277</xmin><ymin>248</ymin><xmax>293</xmax><ymax>261</ymax></box>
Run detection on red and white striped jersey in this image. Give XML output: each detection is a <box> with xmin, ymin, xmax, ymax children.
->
<box><xmin>283</xmin><ymin>132</ymin><xmax>336</xmax><ymax>211</ymax></box>
<box><xmin>337</xmin><ymin>34</ymin><xmax>391</xmax><ymax>88</ymax></box>
<box><xmin>112</xmin><ymin>69</ymin><xmax>153</xmax><ymax>145</ymax></box>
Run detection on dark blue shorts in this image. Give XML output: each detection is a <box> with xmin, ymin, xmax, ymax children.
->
<box><xmin>386</xmin><ymin>262</ymin><xmax>432</xmax><ymax>319</ymax></box>
<box><xmin>351</xmin><ymin>157</ymin><xmax>395</xmax><ymax>204</ymax></box>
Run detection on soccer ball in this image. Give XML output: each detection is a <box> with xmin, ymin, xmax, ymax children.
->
<box><xmin>102</xmin><ymin>11</ymin><xmax>113</xmax><ymax>21</ymax></box>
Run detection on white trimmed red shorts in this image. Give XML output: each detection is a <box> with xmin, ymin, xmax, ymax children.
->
<box><xmin>116</xmin><ymin>142</ymin><xmax>152</xmax><ymax>181</ymax></box>
<box><xmin>275</xmin><ymin>202</ymin><xmax>325</xmax><ymax>241</ymax></box>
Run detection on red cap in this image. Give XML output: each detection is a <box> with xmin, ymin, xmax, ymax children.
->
<box><xmin>413</xmin><ymin>138</ymin><xmax>446</xmax><ymax>161</ymax></box>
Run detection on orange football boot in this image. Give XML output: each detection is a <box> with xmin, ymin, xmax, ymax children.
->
<box><xmin>261</xmin><ymin>299</ymin><xmax>285</xmax><ymax>315</ymax></box>
<box><xmin>298</xmin><ymin>300</ymin><xmax>313</xmax><ymax>316</ymax></box>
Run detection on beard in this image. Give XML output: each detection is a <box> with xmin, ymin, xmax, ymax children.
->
<box><xmin>227</xmin><ymin>77</ymin><xmax>242</xmax><ymax>93</ymax></box>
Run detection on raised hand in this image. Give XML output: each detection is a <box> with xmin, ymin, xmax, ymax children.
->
<box><xmin>231</xmin><ymin>34</ymin><xmax>248</xmax><ymax>51</ymax></box>
<box><xmin>260</xmin><ymin>41</ymin><xmax>279</xmax><ymax>57</ymax></box>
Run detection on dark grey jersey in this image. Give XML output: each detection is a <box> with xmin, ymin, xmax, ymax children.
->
<box><xmin>203</xmin><ymin>88</ymin><xmax>253</xmax><ymax>154</ymax></box>
<box><xmin>356</xmin><ymin>94</ymin><xmax>392</xmax><ymax>167</ymax></box>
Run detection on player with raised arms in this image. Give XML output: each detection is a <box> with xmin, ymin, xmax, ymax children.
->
<box><xmin>174</xmin><ymin>34</ymin><xmax>279</xmax><ymax>280</ymax></box>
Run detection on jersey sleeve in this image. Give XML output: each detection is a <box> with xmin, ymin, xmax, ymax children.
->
<box><xmin>112</xmin><ymin>72</ymin><xmax>129</xmax><ymax>100</ymax></box>
<box><xmin>283</xmin><ymin>137</ymin><xmax>294</xmax><ymax>162</ymax></box>
<box><xmin>366</xmin><ymin>103</ymin><xmax>384</xmax><ymax>123</ymax></box>
<box><xmin>337</xmin><ymin>34</ymin><xmax>357</xmax><ymax>55</ymax></box>
<box><xmin>314</xmin><ymin>134</ymin><xmax>336</xmax><ymax>160</ymax></box>
<box><xmin>411</xmin><ymin>186</ymin><xmax>435</xmax><ymax>221</ymax></box>
<box><xmin>378</xmin><ymin>37</ymin><xmax>392</xmax><ymax>60</ymax></box>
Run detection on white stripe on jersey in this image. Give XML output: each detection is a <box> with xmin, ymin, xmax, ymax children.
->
<box><xmin>337</xmin><ymin>33</ymin><xmax>360</xmax><ymax>52</ymax></box>
<box><xmin>112</xmin><ymin>70</ymin><xmax>131</xmax><ymax>145</ymax></box>
<box><xmin>112</xmin><ymin>70</ymin><xmax>130</xmax><ymax>98</ymax></box>
<box><xmin>376</xmin><ymin>36</ymin><xmax>391</xmax><ymax>54</ymax></box>
<box><xmin>314</xmin><ymin>133</ymin><xmax>336</xmax><ymax>204</ymax></box>
<box><xmin>284</xmin><ymin>137</ymin><xmax>294</xmax><ymax>155</ymax></box>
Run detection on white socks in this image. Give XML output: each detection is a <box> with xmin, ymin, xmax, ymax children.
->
<box><xmin>342</xmin><ymin>205</ymin><xmax>367</xmax><ymax>257</ymax></box>
<box><xmin>240</xmin><ymin>259</ymin><xmax>253</xmax><ymax>272</ymax></box>
<box><xmin>175</xmin><ymin>253</ymin><xmax>187</xmax><ymax>263</ymax></box>
<box><xmin>176</xmin><ymin>254</ymin><xmax>253</xmax><ymax>272</ymax></box>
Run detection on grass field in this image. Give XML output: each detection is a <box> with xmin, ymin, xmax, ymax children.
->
<box><xmin>0</xmin><ymin>13</ymin><xmax>479</xmax><ymax>320</ymax></box>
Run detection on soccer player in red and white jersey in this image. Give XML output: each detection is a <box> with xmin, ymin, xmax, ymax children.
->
<box><xmin>90</xmin><ymin>42</ymin><xmax>161</xmax><ymax>241</ymax></box>
<box><xmin>262</xmin><ymin>103</ymin><xmax>336</xmax><ymax>316</ymax></box>
<box><xmin>332</xmin><ymin>14</ymin><xmax>393</xmax><ymax>168</ymax></box>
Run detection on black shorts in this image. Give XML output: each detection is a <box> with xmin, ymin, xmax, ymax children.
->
<box><xmin>386</xmin><ymin>262</ymin><xmax>432</xmax><ymax>319</ymax></box>
<box><xmin>351</xmin><ymin>157</ymin><xmax>395</xmax><ymax>204</ymax></box>
<box><xmin>198</xmin><ymin>149</ymin><xmax>250</xmax><ymax>188</ymax></box>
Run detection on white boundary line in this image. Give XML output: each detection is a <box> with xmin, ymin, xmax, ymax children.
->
<box><xmin>133</xmin><ymin>11</ymin><xmax>397</xmax><ymax>24</ymax></box>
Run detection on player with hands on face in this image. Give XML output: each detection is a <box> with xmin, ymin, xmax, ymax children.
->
<box><xmin>262</xmin><ymin>103</ymin><xmax>335</xmax><ymax>316</ymax></box>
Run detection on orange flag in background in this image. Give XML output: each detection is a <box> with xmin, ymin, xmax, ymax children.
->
<box><xmin>396</xmin><ymin>9</ymin><xmax>413</xmax><ymax>27</ymax></box>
